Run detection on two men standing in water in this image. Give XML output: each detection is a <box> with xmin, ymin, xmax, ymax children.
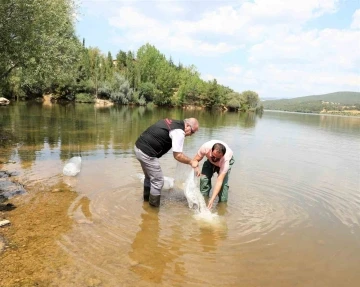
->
<box><xmin>134</xmin><ymin>118</ymin><xmax>234</xmax><ymax>208</ymax></box>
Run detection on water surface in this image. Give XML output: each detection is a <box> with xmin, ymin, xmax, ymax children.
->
<box><xmin>1</xmin><ymin>103</ymin><xmax>359</xmax><ymax>286</ymax></box>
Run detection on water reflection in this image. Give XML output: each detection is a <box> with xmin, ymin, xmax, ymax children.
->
<box><xmin>216</xmin><ymin>202</ymin><xmax>228</xmax><ymax>216</ymax></box>
<box><xmin>71</xmin><ymin>195</ymin><xmax>93</xmax><ymax>223</ymax></box>
<box><xmin>129</xmin><ymin>203</ymin><xmax>185</xmax><ymax>285</ymax></box>
<box><xmin>0</xmin><ymin>103</ymin><xmax>262</xmax><ymax>166</ymax></box>
<box><xmin>265</xmin><ymin>110</ymin><xmax>360</xmax><ymax>136</ymax></box>
<box><xmin>197</xmin><ymin>215</ymin><xmax>228</xmax><ymax>254</ymax></box>
<box><xmin>129</xmin><ymin>205</ymin><xmax>164</xmax><ymax>283</ymax></box>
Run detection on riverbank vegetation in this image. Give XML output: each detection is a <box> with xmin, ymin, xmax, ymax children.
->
<box><xmin>0</xmin><ymin>0</ymin><xmax>262</xmax><ymax>112</ymax></box>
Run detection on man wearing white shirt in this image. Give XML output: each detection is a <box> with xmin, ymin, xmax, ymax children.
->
<box><xmin>134</xmin><ymin>118</ymin><xmax>199</xmax><ymax>207</ymax></box>
<box><xmin>193</xmin><ymin>140</ymin><xmax>235</xmax><ymax>209</ymax></box>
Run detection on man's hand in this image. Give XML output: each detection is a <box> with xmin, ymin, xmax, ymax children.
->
<box><xmin>207</xmin><ymin>197</ymin><xmax>215</xmax><ymax>209</ymax></box>
<box><xmin>207</xmin><ymin>175</ymin><xmax>225</xmax><ymax>209</ymax></box>
<box><xmin>194</xmin><ymin>167</ymin><xmax>201</xmax><ymax>177</ymax></box>
<box><xmin>190</xmin><ymin>159</ymin><xmax>199</xmax><ymax>168</ymax></box>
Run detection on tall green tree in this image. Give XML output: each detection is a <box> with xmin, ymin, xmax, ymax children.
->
<box><xmin>115</xmin><ymin>50</ymin><xmax>127</xmax><ymax>72</ymax></box>
<box><xmin>154</xmin><ymin>62</ymin><xmax>177</xmax><ymax>105</ymax></box>
<box><xmin>87</xmin><ymin>47</ymin><xmax>102</xmax><ymax>98</ymax></box>
<box><xmin>0</xmin><ymin>0</ymin><xmax>81</xmax><ymax>96</ymax></box>
<box><xmin>77</xmin><ymin>47</ymin><xmax>91</xmax><ymax>83</ymax></box>
<box><xmin>203</xmin><ymin>79</ymin><xmax>220</xmax><ymax>108</ymax></box>
<box><xmin>176</xmin><ymin>65</ymin><xmax>204</xmax><ymax>105</ymax></box>
<box><xmin>136</xmin><ymin>43</ymin><xmax>165</xmax><ymax>84</ymax></box>
<box><xmin>104</xmin><ymin>51</ymin><xmax>114</xmax><ymax>80</ymax></box>
<box><xmin>125</xmin><ymin>51</ymin><xmax>140</xmax><ymax>90</ymax></box>
<box><xmin>138</xmin><ymin>82</ymin><xmax>156</xmax><ymax>102</ymax></box>
<box><xmin>241</xmin><ymin>90</ymin><xmax>260</xmax><ymax>110</ymax></box>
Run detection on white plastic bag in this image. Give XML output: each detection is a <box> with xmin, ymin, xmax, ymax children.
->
<box><xmin>163</xmin><ymin>176</ymin><xmax>174</xmax><ymax>190</ymax></box>
<box><xmin>183</xmin><ymin>171</ymin><xmax>201</xmax><ymax>210</ymax></box>
<box><xmin>136</xmin><ymin>174</ymin><xmax>174</xmax><ymax>190</ymax></box>
<box><xmin>63</xmin><ymin>156</ymin><xmax>82</xmax><ymax>176</ymax></box>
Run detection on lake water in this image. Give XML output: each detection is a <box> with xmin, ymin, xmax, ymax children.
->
<box><xmin>1</xmin><ymin>103</ymin><xmax>359</xmax><ymax>286</ymax></box>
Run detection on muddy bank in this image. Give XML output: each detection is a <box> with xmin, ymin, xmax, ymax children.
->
<box><xmin>0</xmin><ymin>182</ymin><xmax>78</xmax><ymax>287</ymax></box>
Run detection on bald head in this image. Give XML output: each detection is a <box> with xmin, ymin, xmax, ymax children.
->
<box><xmin>185</xmin><ymin>118</ymin><xmax>199</xmax><ymax>132</ymax></box>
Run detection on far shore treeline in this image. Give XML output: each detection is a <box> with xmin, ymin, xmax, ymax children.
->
<box><xmin>0</xmin><ymin>0</ymin><xmax>262</xmax><ymax>112</ymax></box>
<box><xmin>262</xmin><ymin>91</ymin><xmax>360</xmax><ymax>116</ymax></box>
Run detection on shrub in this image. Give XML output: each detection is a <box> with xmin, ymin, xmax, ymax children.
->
<box><xmin>75</xmin><ymin>93</ymin><xmax>95</xmax><ymax>103</ymax></box>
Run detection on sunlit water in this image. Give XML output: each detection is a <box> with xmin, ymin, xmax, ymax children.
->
<box><xmin>1</xmin><ymin>103</ymin><xmax>360</xmax><ymax>286</ymax></box>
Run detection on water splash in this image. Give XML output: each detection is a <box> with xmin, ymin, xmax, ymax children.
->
<box><xmin>136</xmin><ymin>171</ymin><xmax>219</xmax><ymax>222</ymax></box>
<box><xmin>183</xmin><ymin>171</ymin><xmax>218</xmax><ymax>222</ymax></box>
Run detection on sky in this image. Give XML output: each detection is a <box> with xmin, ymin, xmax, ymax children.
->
<box><xmin>76</xmin><ymin>0</ymin><xmax>360</xmax><ymax>99</ymax></box>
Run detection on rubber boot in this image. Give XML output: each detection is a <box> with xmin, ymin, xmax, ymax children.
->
<box><xmin>149</xmin><ymin>194</ymin><xmax>160</xmax><ymax>207</ymax></box>
<box><xmin>143</xmin><ymin>186</ymin><xmax>150</xmax><ymax>201</ymax></box>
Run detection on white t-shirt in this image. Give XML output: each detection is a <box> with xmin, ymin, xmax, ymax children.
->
<box><xmin>169</xmin><ymin>129</ymin><xmax>185</xmax><ymax>152</ymax></box>
<box><xmin>197</xmin><ymin>140</ymin><xmax>233</xmax><ymax>174</ymax></box>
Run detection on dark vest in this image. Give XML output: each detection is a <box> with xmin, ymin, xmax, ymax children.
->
<box><xmin>135</xmin><ymin>119</ymin><xmax>185</xmax><ymax>158</ymax></box>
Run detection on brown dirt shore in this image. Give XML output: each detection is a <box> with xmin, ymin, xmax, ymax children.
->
<box><xmin>0</xmin><ymin>183</ymin><xmax>77</xmax><ymax>287</ymax></box>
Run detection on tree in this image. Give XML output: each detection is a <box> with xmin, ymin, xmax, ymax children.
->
<box><xmin>241</xmin><ymin>90</ymin><xmax>260</xmax><ymax>110</ymax></box>
<box><xmin>115</xmin><ymin>50</ymin><xmax>127</xmax><ymax>71</ymax></box>
<box><xmin>77</xmin><ymin>47</ymin><xmax>91</xmax><ymax>84</ymax></box>
<box><xmin>87</xmin><ymin>47</ymin><xmax>102</xmax><ymax>98</ymax></box>
<box><xmin>136</xmin><ymin>43</ymin><xmax>165</xmax><ymax>84</ymax></box>
<box><xmin>125</xmin><ymin>51</ymin><xmax>140</xmax><ymax>90</ymax></box>
<box><xmin>154</xmin><ymin>62</ymin><xmax>178</xmax><ymax>106</ymax></box>
<box><xmin>168</xmin><ymin>56</ymin><xmax>175</xmax><ymax>68</ymax></box>
<box><xmin>138</xmin><ymin>82</ymin><xmax>156</xmax><ymax>102</ymax></box>
<box><xmin>225</xmin><ymin>92</ymin><xmax>242</xmax><ymax>111</ymax></box>
<box><xmin>103</xmin><ymin>73</ymin><xmax>133</xmax><ymax>104</ymax></box>
<box><xmin>0</xmin><ymin>0</ymin><xmax>81</xmax><ymax>96</ymax></box>
<box><xmin>176</xmin><ymin>66</ymin><xmax>203</xmax><ymax>105</ymax></box>
<box><xmin>203</xmin><ymin>79</ymin><xmax>220</xmax><ymax>108</ymax></box>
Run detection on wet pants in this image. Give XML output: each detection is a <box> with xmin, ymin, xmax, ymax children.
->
<box><xmin>200</xmin><ymin>157</ymin><xmax>235</xmax><ymax>202</ymax></box>
<box><xmin>134</xmin><ymin>145</ymin><xmax>164</xmax><ymax>196</ymax></box>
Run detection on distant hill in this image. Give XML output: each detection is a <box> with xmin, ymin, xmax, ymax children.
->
<box><xmin>262</xmin><ymin>91</ymin><xmax>360</xmax><ymax>114</ymax></box>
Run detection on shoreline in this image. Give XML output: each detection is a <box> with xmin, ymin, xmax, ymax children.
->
<box><xmin>264</xmin><ymin>109</ymin><xmax>360</xmax><ymax>118</ymax></box>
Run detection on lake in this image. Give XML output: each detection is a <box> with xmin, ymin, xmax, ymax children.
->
<box><xmin>1</xmin><ymin>102</ymin><xmax>359</xmax><ymax>286</ymax></box>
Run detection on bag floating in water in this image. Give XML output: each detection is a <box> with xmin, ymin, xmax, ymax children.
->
<box><xmin>137</xmin><ymin>174</ymin><xmax>174</xmax><ymax>190</ymax></box>
<box><xmin>63</xmin><ymin>156</ymin><xmax>82</xmax><ymax>176</ymax></box>
<box><xmin>163</xmin><ymin>176</ymin><xmax>174</xmax><ymax>190</ymax></box>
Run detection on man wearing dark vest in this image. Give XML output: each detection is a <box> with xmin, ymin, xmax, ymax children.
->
<box><xmin>134</xmin><ymin>118</ymin><xmax>199</xmax><ymax>207</ymax></box>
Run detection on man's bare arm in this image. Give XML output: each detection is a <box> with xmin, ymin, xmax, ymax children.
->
<box><xmin>207</xmin><ymin>173</ymin><xmax>226</xmax><ymax>209</ymax></box>
<box><xmin>173</xmin><ymin>152</ymin><xmax>198</xmax><ymax>167</ymax></box>
<box><xmin>192</xmin><ymin>154</ymin><xmax>203</xmax><ymax>176</ymax></box>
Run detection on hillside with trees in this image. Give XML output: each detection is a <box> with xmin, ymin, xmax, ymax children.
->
<box><xmin>262</xmin><ymin>92</ymin><xmax>360</xmax><ymax>116</ymax></box>
<box><xmin>0</xmin><ymin>0</ymin><xmax>262</xmax><ymax>113</ymax></box>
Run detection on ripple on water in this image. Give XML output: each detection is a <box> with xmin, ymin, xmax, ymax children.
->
<box><xmin>58</xmin><ymin>185</ymin><xmax>145</xmax><ymax>284</ymax></box>
<box><xmin>56</xmin><ymin>164</ymin><xmax>359</xmax><ymax>286</ymax></box>
<box><xmin>233</xmin><ymin>166</ymin><xmax>360</xmax><ymax>242</ymax></box>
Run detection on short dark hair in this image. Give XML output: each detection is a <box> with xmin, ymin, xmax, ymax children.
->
<box><xmin>212</xmin><ymin>143</ymin><xmax>226</xmax><ymax>155</ymax></box>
